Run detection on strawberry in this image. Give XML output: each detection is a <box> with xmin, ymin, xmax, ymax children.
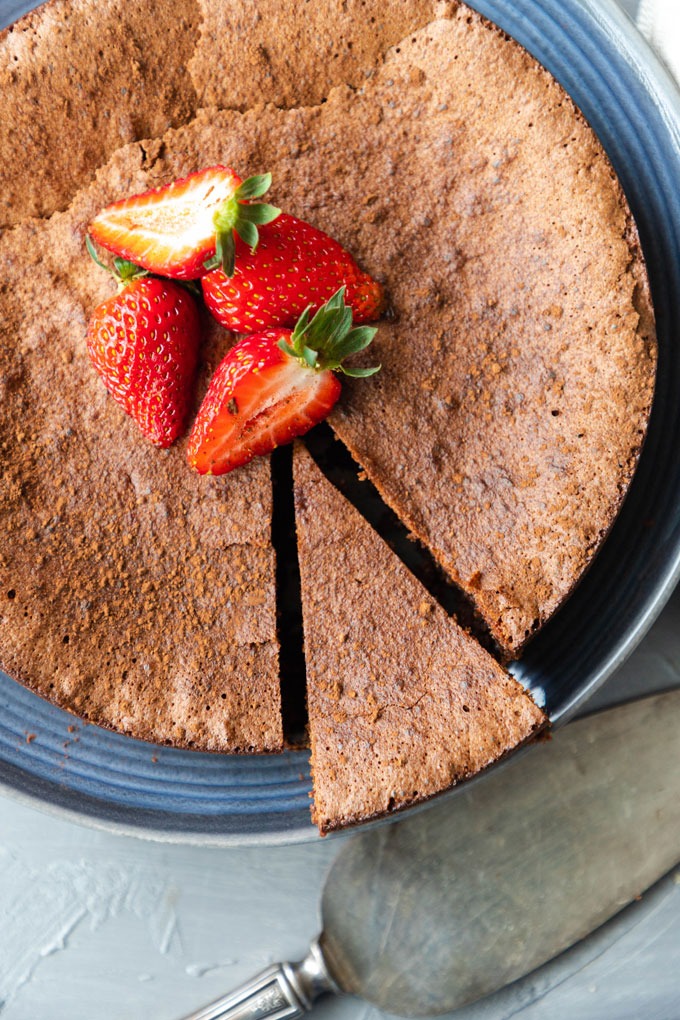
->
<box><xmin>187</xmin><ymin>288</ymin><xmax>379</xmax><ymax>475</ymax></box>
<box><xmin>88</xmin><ymin>167</ymin><xmax>280</xmax><ymax>281</ymax></box>
<box><xmin>201</xmin><ymin>212</ymin><xmax>385</xmax><ymax>333</ymax></box>
<box><xmin>86</xmin><ymin>240</ymin><xmax>201</xmax><ymax>447</ymax></box>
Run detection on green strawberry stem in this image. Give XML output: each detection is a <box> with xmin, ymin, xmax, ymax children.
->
<box><xmin>278</xmin><ymin>287</ymin><xmax>381</xmax><ymax>378</ymax></box>
<box><xmin>206</xmin><ymin>173</ymin><xmax>281</xmax><ymax>277</ymax></box>
<box><xmin>86</xmin><ymin>235</ymin><xmax>204</xmax><ymax>298</ymax></box>
<box><xmin>86</xmin><ymin>235</ymin><xmax>149</xmax><ymax>290</ymax></box>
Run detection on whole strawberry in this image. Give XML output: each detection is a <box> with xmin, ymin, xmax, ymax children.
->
<box><xmin>187</xmin><ymin>288</ymin><xmax>379</xmax><ymax>475</ymax></box>
<box><xmin>202</xmin><ymin>212</ymin><xmax>385</xmax><ymax>333</ymax></box>
<box><xmin>86</xmin><ymin>241</ymin><xmax>201</xmax><ymax>447</ymax></box>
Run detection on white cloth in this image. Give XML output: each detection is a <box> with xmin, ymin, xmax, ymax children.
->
<box><xmin>636</xmin><ymin>0</ymin><xmax>680</xmax><ymax>82</ymax></box>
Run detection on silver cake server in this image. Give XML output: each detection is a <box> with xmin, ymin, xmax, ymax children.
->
<box><xmin>180</xmin><ymin>688</ymin><xmax>680</xmax><ymax>1019</ymax></box>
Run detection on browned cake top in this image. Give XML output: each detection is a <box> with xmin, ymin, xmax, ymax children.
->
<box><xmin>0</xmin><ymin>0</ymin><xmax>448</xmax><ymax>228</ymax></box>
<box><xmin>0</xmin><ymin>0</ymin><xmax>199</xmax><ymax>227</ymax></box>
<box><xmin>294</xmin><ymin>445</ymin><xmax>546</xmax><ymax>833</ymax></box>
<box><xmin>322</xmin><ymin>13</ymin><xmax>657</xmax><ymax>656</ymax></box>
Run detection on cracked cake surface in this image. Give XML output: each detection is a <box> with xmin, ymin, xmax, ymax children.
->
<box><xmin>0</xmin><ymin>0</ymin><xmax>452</xmax><ymax>228</ymax></box>
<box><xmin>0</xmin><ymin>0</ymin><xmax>656</xmax><ymax>767</ymax></box>
<box><xmin>294</xmin><ymin>444</ymin><xmax>546</xmax><ymax>833</ymax></box>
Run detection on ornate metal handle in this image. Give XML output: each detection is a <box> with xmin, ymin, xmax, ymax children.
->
<box><xmin>180</xmin><ymin>940</ymin><xmax>339</xmax><ymax>1020</ymax></box>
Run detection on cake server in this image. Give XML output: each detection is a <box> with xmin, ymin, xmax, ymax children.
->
<box><xmin>180</xmin><ymin>687</ymin><xmax>680</xmax><ymax>1019</ymax></box>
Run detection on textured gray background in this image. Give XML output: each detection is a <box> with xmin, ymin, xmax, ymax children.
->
<box><xmin>2</xmin><ymin>0</ymin><xmax>680</xmax><ymax>1018</ymax></box>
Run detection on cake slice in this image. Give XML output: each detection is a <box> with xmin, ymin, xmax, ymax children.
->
<box><xmin>293</xmin><ymin>445</ymin><xmax>546</xmax><ymax>833</ymax></box>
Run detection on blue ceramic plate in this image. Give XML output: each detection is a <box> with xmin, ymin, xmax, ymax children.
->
<box><xmin>1</xmin><ymin>0</ymin><xmax>679</xmax><ymax>845</ymax></box>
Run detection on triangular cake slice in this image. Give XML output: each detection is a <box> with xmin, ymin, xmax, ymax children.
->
<box><xmin>293</xmin><ymin>445</ymin><xmax>546</xmax><ymax>833</ymax></box>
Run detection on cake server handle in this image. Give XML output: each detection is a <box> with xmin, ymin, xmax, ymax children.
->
<box><xmin>179</xmin><ymin>939</ymin><xmax>340</xmax><ymax>1020</ymax></box>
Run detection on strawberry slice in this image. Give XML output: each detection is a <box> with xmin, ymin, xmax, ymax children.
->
<box><xmin>187</xmin><ymin>288</ymin><xmax>380</xmax><ymax>475</ymax></box>
<box><xmin>88</xmin><ymin>167</ymin><xmax>280</xmax><ymax>280</ymax></box>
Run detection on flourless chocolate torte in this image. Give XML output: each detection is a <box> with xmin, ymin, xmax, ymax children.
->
<box><xmin>0</xmin><ymin>0</ymin><xmax>656</xmax><ymax>828</ymax></box>
<box><xmin>294</xmin><ymin>445</ymin><xmax>545</xmax><ymax>833</ymax></box>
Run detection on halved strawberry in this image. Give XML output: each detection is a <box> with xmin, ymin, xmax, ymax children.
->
<box><xmin>187</xmin><ymin>289</ymin><xmax>380</xmax><ymax>475</ymax></box>
<box><xmin>88</xmin><ymin>167</ymin><xmax>280</xmax><ymax>280</ymax></box>
<box><xmin>86</xmin><ymin>241</ymin><xmax>201</xmax><ymax>447</ymax></box>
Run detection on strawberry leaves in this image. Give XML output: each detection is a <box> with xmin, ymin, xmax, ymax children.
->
<box><xmin>278</xmin><ymin>287</ymin><xmax>381</xmax><ymax>378</ymax></box>
<box><xmin>206</xmin><ymin>173</ymin><xmax>281</xmax><ymax>277</ymax></box>
<box><xmin>86</xmin><ymin>235</ymin><xmax>150</xmax><ymax>287</ymax></box>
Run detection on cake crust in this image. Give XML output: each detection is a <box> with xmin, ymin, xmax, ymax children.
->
<box><xmin>0</xmin><ymin>0</ymin><xmax>449</xmax><ymax>229</ymax></box>
<box><xmin>0</xmin><ymin>0</ymin><xmax>200</xmax><ymax>228</ymax></box>
<box><xmin>324</xmin><ymin>13</ymin><xmax>657</xmax><ymax>655</ymax></box>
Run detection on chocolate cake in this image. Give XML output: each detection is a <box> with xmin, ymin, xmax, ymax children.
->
<box><xmin>0</xmin><ymin>0</ymin><xmax>657</xmax><ymax>826</ymax></box>
<box><xmin>294</xmin><ymin>445</ymin><xmax>546</xmax><ymax>832</ymax></box>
